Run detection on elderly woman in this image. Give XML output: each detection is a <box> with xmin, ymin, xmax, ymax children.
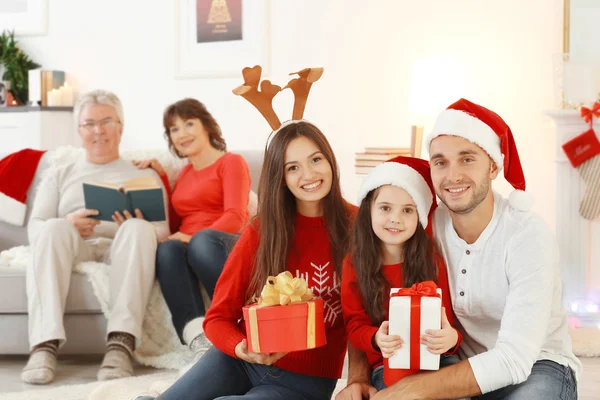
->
<box><xmin>21</xmin><ymin>90</ymin><xmax>169</xmax><ymax>384</ymax></box>
<box><xmin>135</xmin><ymin>98</ymin><xmax>251</xmax><ymax>355</ymax></box>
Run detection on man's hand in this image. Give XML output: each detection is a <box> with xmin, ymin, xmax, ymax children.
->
<box><xmin>420</xmin><ymin>307</ymin><xmax>458</xmax><ymax>354</ymax></box>
<box><xmin>335</xmin><ymin>381</ymin><xmax>378</xmax><ymax>400</ymax></box>
<box><xmin>374</xmin><ymin>321</ymin><xmax>403</xmax><ymax>358</ymax></box>
<box><xmin>112</xmin><ymin>209</ymin><xmax>144</xmax><ymax>227</ymax></box>
<box><xmin>163</xmin><ymin>231</ymin><xmax>192</xmax><ymax>243</ymax></box>
<box><xmin>234</xmin><ymin>339</ymin><xmax>287</xmax><ymax>365</ymax></box>
<box><xmin>132</xmin><ymin>158</ymin><xmax>166</xmax><ymax>177</ymax></box>
<box><xmin>66</xmin><ymin>209</ymin><xmax>100</xmax><ymax>238</ymax></box>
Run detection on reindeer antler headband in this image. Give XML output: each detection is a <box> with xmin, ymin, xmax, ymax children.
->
<box><xmin>232</xmin><ymin>65</ymin><xmax>324</xmax><ymax>134</ymax></box>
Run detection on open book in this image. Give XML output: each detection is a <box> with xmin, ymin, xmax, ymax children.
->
<box><xmin>83</xmin><ymin>176</ymin><xmax>166</xmax><ymax>222</ymax></box>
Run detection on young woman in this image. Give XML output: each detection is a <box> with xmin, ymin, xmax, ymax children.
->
<box><xmin>341</xmin><ymin>156</ymin><xmax>462</xmax><ymax>390</ymax></box>
<box><xmin>141</xmin><ymin>121</ymin><xmax>355</xmax><ymax>400</ymax></box>
<box><xmin>134</xmin><ymin>98</ymin><xmax>251</xmax><ymax>353</ymax></box>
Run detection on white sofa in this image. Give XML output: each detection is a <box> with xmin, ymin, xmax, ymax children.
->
<box><xmin>0</xmin><ymin>148</ymin><xmax>263</xmax><ymax>354</ymax></box>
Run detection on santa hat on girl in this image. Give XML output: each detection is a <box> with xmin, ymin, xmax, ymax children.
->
<box><xmin>425</xmin><ymin>98</ymin><xmax>532</xmax><ymax>211</ymax></box>
<box><xmin>357</xmin><ymin>156</ymin><xmax>437</xmax><ymax>235</ymax></box>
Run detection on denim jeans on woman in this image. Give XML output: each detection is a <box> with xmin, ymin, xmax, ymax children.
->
<box><xmin>156</xmin><ymin>228</ymin><xmax>239</xmax><ymax>343</ymax></box>
<box><xmin>154</xmin><ymin>346</ymin><xmax>337</xmax><ymax>400</ymax></box>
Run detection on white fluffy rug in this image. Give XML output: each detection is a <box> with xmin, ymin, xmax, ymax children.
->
<box><xmin>0</xmin><ymin>371</ymin><xmax>178</xmax><ymax>400</ymax></box>
<box><xmin>1</xmin><ymin>372</ymin><xmax>348</xmax><ymax>400</ymax></box>
<box><xmin>569</xmin><ymin>327</ymin><xmax>600</xmax><ymax>357</ymax></box>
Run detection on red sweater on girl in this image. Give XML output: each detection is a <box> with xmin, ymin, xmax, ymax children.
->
<box><xmin>204</xmin><ymin>210</ymin><xmax>355</xmax><ymax>379</ymax></box>
<box><xmin>165</xmin><ymin>152</ymin><xmax>250</xmax><ymax>235</ymax></box>
<box><xmin>341</xmin><ymin>254</ymin><xmax>462</xmax><ymax>379</ymax></box>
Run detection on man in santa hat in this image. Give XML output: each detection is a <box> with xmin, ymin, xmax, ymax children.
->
<box><xmin>21</xmin><ymin>90</ymin><xmax>169</xmax><ymax>385</ymax></box>
<box><xmin>347</xmin><ymin>99</ymin><xmax>581</xmax><ymax>400</ymax></box>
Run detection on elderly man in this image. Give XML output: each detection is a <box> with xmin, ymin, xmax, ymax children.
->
<box><xmin>21</xmin><ymin>90</ymin><xmax>169</xmax><ymax>384</ymax></box>
<box><xmin>338</xmin><ymin>99</ymin><xmax>581</xmax><ymax>400</ymax></box>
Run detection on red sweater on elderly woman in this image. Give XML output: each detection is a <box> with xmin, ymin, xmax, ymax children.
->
<box><xmin>341</xmin><ymin>253</ymin><xmax>462</xmax><ymax>381</ymax></box>
<box><xmin>164</xmin><ymin>152</ymin><xmax>251</xmax><ymax>235</ymax></box>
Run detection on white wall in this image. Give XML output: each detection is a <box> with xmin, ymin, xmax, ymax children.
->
<box><xmin>15</xmin><ymin>0</ymin><xmax>563</xmax><ymax>231</ymax></box>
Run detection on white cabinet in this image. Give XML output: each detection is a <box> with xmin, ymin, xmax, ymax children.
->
<box><xmin>0</xmin><ymin>106</ymin><xmax>80</xmax><ymax>153</ymax></box>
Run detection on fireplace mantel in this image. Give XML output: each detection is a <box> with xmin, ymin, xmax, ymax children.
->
<box><xmin>546</xmin><ymin>110</ymin><xmax>600</xmax><ymax>328</ymax></box>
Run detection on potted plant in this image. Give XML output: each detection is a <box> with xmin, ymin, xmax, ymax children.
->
<box><xmin>0</xmin><ymin>30</ymin><xmax>40</xmax><ymax>106</ymax></box>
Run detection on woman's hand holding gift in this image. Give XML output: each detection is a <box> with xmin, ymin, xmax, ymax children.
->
<box><xmin>235</xmin><ymin>339</ymin><xmax>287</xmax><ymax>365</ymax></box>
<box><xmin>374</xmin><ymin>321</ymin><xmax>403</xmax><ymax>358</ymax></box>
<box><xmin>420</xmin><ymin>307</ymin><xmax>458</xmax><ymax>354</ymax></box>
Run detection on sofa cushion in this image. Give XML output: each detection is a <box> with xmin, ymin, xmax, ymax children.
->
<box><xmin>0</xmin><ymin>266</ymin><xmax>103</xmax><ymax>314</ymax></box>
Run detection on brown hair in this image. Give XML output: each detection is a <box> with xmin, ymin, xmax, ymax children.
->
<box><xmin>247</xmin><ymin>121</ymin><xmax>352</xmax><ymax>299</ymax></box>
<box><xmin>163</xmin><ymin>98</ymin><xmax>227</xmax><ymax>157</ymax></box>
<box><xmin>351</xmin><ymin>188</ymin><xmax>438</xmax><ymax>326</ymax></box>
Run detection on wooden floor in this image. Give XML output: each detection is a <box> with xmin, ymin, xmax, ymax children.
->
<box><xmin>0</xmin><ymin>355</ymin><xmax>598</xmax><ymax>398</ymax></box>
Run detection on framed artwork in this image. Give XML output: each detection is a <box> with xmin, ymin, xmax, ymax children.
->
<box><xmin>0</xmin><ymin>0</ymin><xmax>48</xmax><ymax>36</ymax></box>
<box><xmin>175</xmin><ymin>0</ymin><xmax>269</xmax><ymax>78</ymax></box>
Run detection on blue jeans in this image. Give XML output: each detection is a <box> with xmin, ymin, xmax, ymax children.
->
<box><xmin>371</xmin><ymin>353</ymin><xmax>461</xmax><ymax>391</ymax></box>
<box><xmin>155</xmin><ymin>346</ymin><xmax>338</xmax><ymax>400</ymax></box>
<box><xmin>156</xmin><ymin>229</ymin><xmax>239</xmax><ymax>343</ymax></box>
<box><xmin>475</xmin><ymin>360</ymin><xmax>577</xmax><ymax>400</ymax></box>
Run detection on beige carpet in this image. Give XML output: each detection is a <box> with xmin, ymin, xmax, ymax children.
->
<box><xmin>1</xmin><ymin>371</ymin><xmax>348</xmax><ymax>400</ymax></box>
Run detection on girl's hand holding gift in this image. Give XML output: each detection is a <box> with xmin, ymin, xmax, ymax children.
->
<box><xmin>235</xmin><ymin>339</ymin><xmax>288</xmax><ymax>366</ymax></box>
<box><xmin>419</xmin><ymin>307</ymin><xmax>458</xmax><ymax>354</ymax></box>
<box><xmin>374</xmin><ymin>321</ymin><xmax>404</xmax><ymax>358</ymax></box>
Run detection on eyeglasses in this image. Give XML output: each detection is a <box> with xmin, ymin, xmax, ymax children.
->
<box><xmin>79</xmin><ymin>118</ymin><xmax>121</xmax><ymax>131</ymax></box>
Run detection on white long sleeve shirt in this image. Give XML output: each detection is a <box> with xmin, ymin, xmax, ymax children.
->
<box><xmin>433</xmin><ymin>191</ymin><xmax>582</xmax><ymax>394</ymax></box>
<box><xmin>28</xmin><ymin>154</ymin><xmax>169</xmax><ymax>245</ymax></box>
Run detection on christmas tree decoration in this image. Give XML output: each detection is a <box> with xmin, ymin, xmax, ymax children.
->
<box><xmin>562</xmin><ymin>102</ymin><xmax>600</xmax><ymax>220</ymax></box>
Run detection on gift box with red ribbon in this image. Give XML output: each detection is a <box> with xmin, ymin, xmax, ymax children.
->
<box><xmin>385</xmin><ymin>281</ymin><xmax>442</xmax><ymax>385</ymax></box>
<box><xmin>242</xmin><ymin>271</ymin><xmax>327</xmax><ymax>353</ymax></box>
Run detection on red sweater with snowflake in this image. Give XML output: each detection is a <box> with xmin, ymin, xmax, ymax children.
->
<box><xmin>204</xmin><ymin>212</ymin><xmax>352</xmax><ymax>379</ymax></box>
<box><xmin>341</xmin><ymin>254</ymin><xmax>462</xmax><ymax>379</ymax></box>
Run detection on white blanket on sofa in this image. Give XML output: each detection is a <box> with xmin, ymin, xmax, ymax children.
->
<box><xmin>0</xmin><ymin>245</ymin><xmax>193</xmax><ymax>370</ymax></box>
<box><xmin>0</xmin><ymin>146</ymin><xmax>193</xmax><ymax>370</ymax></box>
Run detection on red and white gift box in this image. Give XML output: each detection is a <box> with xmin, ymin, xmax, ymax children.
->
<box><xmin>388</xmin><ymin>281</ymin><xmax>442</xmax><ymax>371</ymax></box>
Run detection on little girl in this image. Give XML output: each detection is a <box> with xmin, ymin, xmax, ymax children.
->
<box><xmin>341</xmin><ymin>155</ymin><xmax>462</xmax><ymax>390</ymax></box>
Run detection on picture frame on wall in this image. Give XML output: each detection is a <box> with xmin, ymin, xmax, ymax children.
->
<box><xmin>175</xmin><ymin>0</ymin><xmax>269</xmax><ymax>79</ymax></box>
<box><xmin>0</xmin><ymin>0</ymin><xmax>48</xmax><ymax>36</ymax></box>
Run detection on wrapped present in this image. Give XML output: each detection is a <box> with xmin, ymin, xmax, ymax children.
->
<box><xmin>242</xmin><ymin>271</ymin><xmax>327</xmax><ymax>353</ymax></box>
<box><xmin>385</xmin><ymin>281</ymin><xmax>442</xmax><ymax>385</ymax></box>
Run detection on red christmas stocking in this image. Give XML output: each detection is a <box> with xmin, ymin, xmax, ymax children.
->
<box><xmin>562</xmin><ymin>129</ymin><xmax>600</xmax><ymax>220</ymax></box>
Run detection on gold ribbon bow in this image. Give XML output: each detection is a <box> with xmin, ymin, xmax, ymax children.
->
<box><xmin>248</xmin><ymin>272</ymin><xmax>317</xmax><ymax>353</ymax></box>
<box><xmin>258</xmin><ymin>271</ymin><xmax>313</xmax><ymax>306</ymax></box>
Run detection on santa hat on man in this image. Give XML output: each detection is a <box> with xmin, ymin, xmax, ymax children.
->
<box><xmin>425</xmin><ymin>98</ymin><xmax>533</xmax><ymax>211</ymax></box>
<box><xmin>357</xmin><ymin>156</ymin><xmax>437</xmax><ymax>236</ymax></box>
<box><xmin>0</xmin><ymin>149</ymin><xmax>47</xmax><ymax>226</ymax></box>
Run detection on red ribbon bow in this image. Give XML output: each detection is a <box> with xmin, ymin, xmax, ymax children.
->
<box><xmin>581</xmin><ymin>102</ymin><xmax>600</xmax><ymax>126</ymax></box>
<box><xmin>392</xmin><ymin>281</ymin><xmax>440</xmax><ymax>298</ymax></box>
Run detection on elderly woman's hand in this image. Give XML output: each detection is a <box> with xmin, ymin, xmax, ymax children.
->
<box><xmin>132</xmin><ymin>158</ymin><xmax>166</xmax><ymax>177</ymax></box>
<box><xmin>66</xmin><ymin>209</ymin><xmax>101</xmax><ymax>238</ymax></box>
<box><xmin>112</xmin><ymin>209</ymin><xmax>145</xmax><ymax>227</ymax></box>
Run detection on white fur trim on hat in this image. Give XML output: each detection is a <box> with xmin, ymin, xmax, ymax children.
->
<box><xmin>357</xmin><ymin>162</ymin><xmax>433</xmax><ymax>228</ymax></box>
<box><xmin>509</xmin><ymin>189</ymin><xmax>533</xmax><ymax>212</ymax></box>
<box><xmin>426</xmin><ymin>109</ymin><xmax>504</xmax><ymax>170</ymax></box>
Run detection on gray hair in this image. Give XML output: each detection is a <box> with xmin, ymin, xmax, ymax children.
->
<box><xmin>74</xmin><ymin>89</ymin><xmax>124</xmax><ymax>128</ymax></box>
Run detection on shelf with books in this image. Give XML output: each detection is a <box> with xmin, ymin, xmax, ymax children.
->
<box><xmin>355</xmin><ymin>126</ymin><xmax>424</xmax><ymax>175</ymax></box>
